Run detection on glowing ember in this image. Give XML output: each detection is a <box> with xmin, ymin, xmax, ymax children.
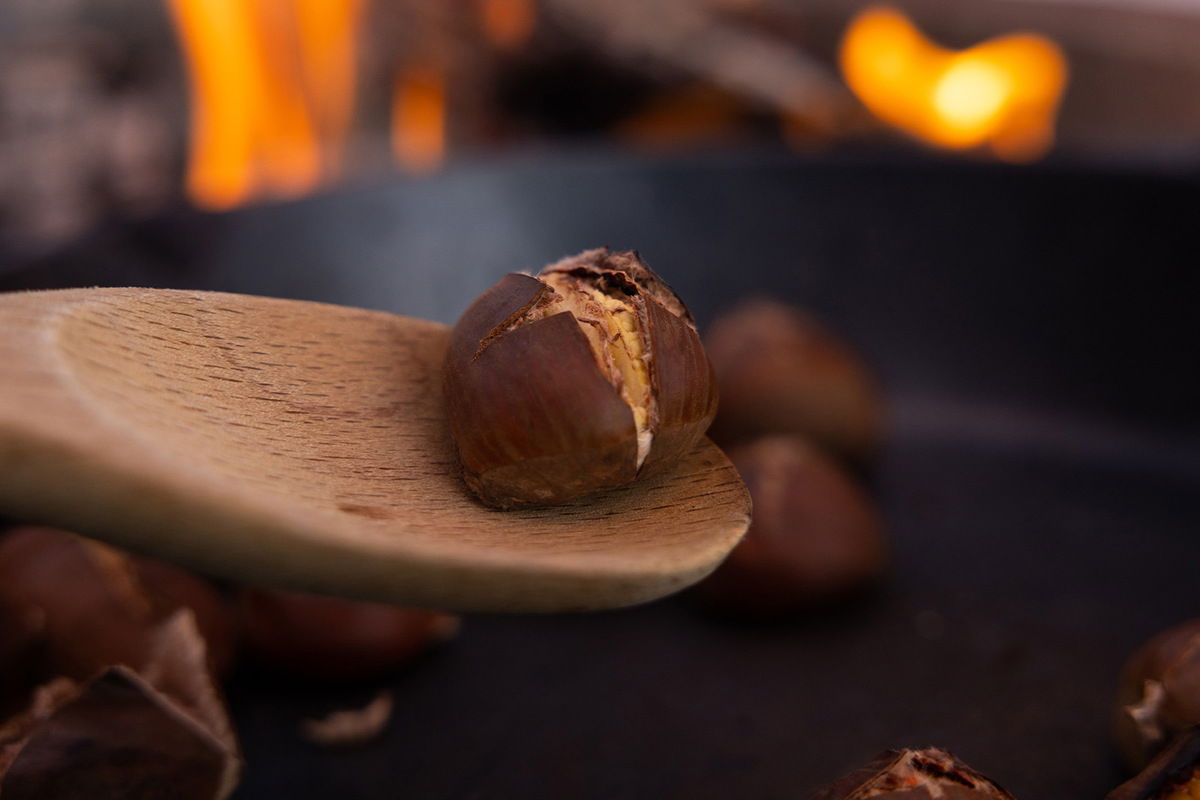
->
<box><xmin>839</xmin><ymin>6</ymin><xmax>1067</xmax><ymax>161</ymax></box>
<box><xmin>390</xmin><ymin>66</ymin><xmax>447</xmax><ymax>173</ymax></box>
<box><xmin>166</xmin><ymin>0</ymin><xmax>368</xmax><ymax>210</ymax></box>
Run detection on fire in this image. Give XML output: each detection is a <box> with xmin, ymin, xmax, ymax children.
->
<box><xmin>477</xmin><ymin>0</ymin><xmax>537</xmax><ymax>50</ymax></box>
<box><xmin>390</xmin><ymin>66</ymin><xmax>447</xmax><ymax>174</ymax></box>
<box><xmin>166</xmin><ymin>0</ymin><xmax>369</xmax><ymax>210</ymax></box>
<box><xmin>839</xmin><ymin>6</ymin><xmax>1067</xmax><ymax>160</ymax></box>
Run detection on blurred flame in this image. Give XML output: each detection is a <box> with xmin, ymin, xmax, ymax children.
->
<box><xmin>839</xmin><ymin>6</ymin><xmax>1067</xmax><ymax>160</ymax></box>
<box><xmin>391</xmin><ymin>66</ymin><xmax>447</xmax><ymax>173</ymax></box>
<box><xmin>293</xmin><ymin>0</ymin><xmax>370</xmax><ymax>175</ymax></box>
<box><xmin>167</xmin><ymin>0</ymin><xmax>368</xmax><ymax>210</ymax></box>
<box><xmin>477</xmin><ymin>0</ymin><xmax>537</xmax><ymax>50</ymax></box>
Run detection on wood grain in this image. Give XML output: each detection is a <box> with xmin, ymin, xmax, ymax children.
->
<box><xmin>0</xmin><ymin>288</ymin><xmax>749</xmax><ymax>612</ymax></box>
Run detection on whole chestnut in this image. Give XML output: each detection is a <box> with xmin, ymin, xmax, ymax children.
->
<box><xmin>0</xmin><ymin>528</ymin><xmax>236</xmax><ymax>689</ymax></box>
<box><xmin>812</xmin><ymin>748</ymin><xmax>1016</xmax><ymax>800</ymax></box>
<box><xmin>695</xmin><ymin>436</ymin><xmax>885</xmax><ymax>613</ymax></box>
<box><xmin>239</xmin><ymin>588</ymin><xmax>459</xmax><ymax>681</ymax></box>
<box><xmin>704</xmin><ymin>299</ymin><xmax>882</xmax><ymax>466</ymax></box>
<box><xmin>1114</xmin><ymin>619</ymin><xmax>1200</xmax><ymax>771</ymax></box>
<box><xmin>442</xmin><ymin>248</ymin><xmax>717</xmax><ymax>508</ymax></box>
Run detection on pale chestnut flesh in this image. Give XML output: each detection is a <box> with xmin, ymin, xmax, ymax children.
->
<box><xmin>442</xmin><ymin>249</ymin><xmax>717</xmax><ymax>508</ymax></box>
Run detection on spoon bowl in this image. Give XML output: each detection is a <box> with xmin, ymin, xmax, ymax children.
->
<box><xmin>0</xmin><ymin>288</ymin><xmax>749</xmax><ymax>612</ymax></box>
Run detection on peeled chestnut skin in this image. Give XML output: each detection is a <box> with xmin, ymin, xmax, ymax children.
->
<box><xmin>442</xmin><ymin>248</ymin><xmax>717</xmax><ymax>508</ymax></box>
<box><xmin>812</xmin><ymin>748</ymin><xmax>1016</xmax><ymax>800</ymax></box>
<box><xmin>705</xmin><ymin>299</ymin><xmax>882</xmax><ymax>467</ymax></box>
<box><xmin>695</xmin><ymin>436</ymin><xmax>885</xmax><ymax>613</ymax></box>
<box><xmin>239</xmin><ymin>588</ymin><xmax>459</xmax><ymax>681</ymax></box>
<box><xmin>1114</xmin><ymin>619</ymin><xmax>1200</xmax><ymax>771</ymax></box>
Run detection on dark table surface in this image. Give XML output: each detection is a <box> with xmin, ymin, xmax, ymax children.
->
<box><xmin>3</xmin><ymin>148</ymin><xmax>1199</xmax><ymax>798</ymax></box>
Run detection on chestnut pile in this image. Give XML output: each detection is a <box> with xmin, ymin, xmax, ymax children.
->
<box><xmin>696</xmin><ymin>298</ymin><xmax>888</xmax><ymax>613</ymax></box>
<box><xmin>442</xmin><ymin>252</ymin><xmax>889</xmax><ymax>611</ymax></box>
<box><xmin>0</xmin><ymin>527</ymin><xmax>458</xmax><ymax>799</ymax></box>
<box><xmin>2</xmin><ymin>251</ymin><xmax>1190</xmax><ymax>799</ymax></box>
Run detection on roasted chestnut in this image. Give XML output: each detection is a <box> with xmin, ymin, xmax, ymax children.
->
<box><xmin>443</xmin><ymin>248</ymin><xmax>717</xmax><ymax>508</ymax></box>
<box><xmin>812</xmin><ymin>748</ymin><xmax>1016</xmax><ymax>800</ymax></box>
<box><xmin>1114</xmin><ymin>619</ymin><xmax>1200</xmax><ymax>770</ymax></box>
<box><xmin>695</xmin><ymin>435</ymin><xmax>885</xmax><ymax>613</ymax></box>
<box><xmin>1108</xmin><ymin>727</ymin><xmax>1200</xmax><ymax>800</ymax></box>
<box><xmin>705</xmin><ymin>299</ymin><xmax>882</xmax><ymax>466</ymax></box>
<box><xmin>239</xmin><ymin>588</ymin><xmax>459</xmax><ymax>681</ymax></box>
<box><xmin>0</xmin><ymin>528</ymin><xmax>236</xmax><ymax>691</ymax></box>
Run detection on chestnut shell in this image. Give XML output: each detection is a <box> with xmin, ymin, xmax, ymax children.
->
<box><xmin>442</xmin><ymin>249</ymin><xmax>717</xmax><ymax>508</ymax></box>
<box><xmin>1114</xmin><ymin>618</ymin><xmax>1200</xmax><ymax>770</ymax></box>
<box><xmin>696</xmin><ymin>435</ymin><xmax>885</xmax><ymax>613</ymax></box>
<box><xmin>1107</xmin><ymin>726</ymin><xmax>1200</xmax><ymax>800</ymax></box>
<box><xmin>812</xmin><ymin>748</ymin><xmax>1016</xmax><ymax>800</ymax></box>
<box><xmin>0</xmin><ymin>528</ymin><xmax>236</xmax><ymax>695</ymax></box>
<box><xmin>239</xmin><ymin>588</ymin><xmax>459</xmax><ymax>681</ymax></box>
<box><xmin>705</xmin><ymin>299</ymin><xmax>882</xmax><ymax>466</ymax></box>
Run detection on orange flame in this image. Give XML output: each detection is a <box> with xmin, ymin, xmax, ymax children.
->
<box><xmin>839</xmin><ymin>6</ymin><xmax>1067</xmax><ymax>161</ymax></box>
<box><xmin>167</xmin><ymin>0</ymin><xmax>368</xmax><ymax>210</ymax></box>
<box><xmin>390</xmin><ymin>66</ymin><xmax>447</xmax><ymax>173</ymax></box>
<box><xmin>477</xmin><ymin>0</ymin><xmax>537</xmax><ymax>50</ymax></box>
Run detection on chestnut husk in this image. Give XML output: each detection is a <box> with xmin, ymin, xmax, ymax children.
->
<box><xmin>705</xmin><ymin>298</ymin><xmax>882</xmax><ymax>467</ymax></box>
<box><xmin>239</xmin><ymin>588</ymin><xmax>460</xmax><ymax>681</ymax></box>
<box><xmin>812</xmin><ymin>748</ymin><xmax>1016</xmax><ymax>800</ymax></box>
<box><xmin>695</xmin><ymin>435</ymin><xmax>885</xmax><ymax>613</ymax></box>
<box><xmin>442</xmin><ymin>248</ymin><xmax>717</xmax><ymax>508</ymax></box>
<box><xmin>1107</xmin><ymin>726</ymin><xmax>1200</xmax><ymax>800</ymax></box>
<box><xmin>1114</xmin><ymin>619</ymin><xmax>1200</xmax><ymax>771</ymax></box>
<box><xmin>0</xmin><ymin>610</ymin><xmax>240</xmax><ymax>800</ymax></box>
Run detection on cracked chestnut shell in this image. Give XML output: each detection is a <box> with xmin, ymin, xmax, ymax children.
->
<box><xmin>442</xmin><ymin>248</ymin><xmax>717</xmax><ymax>508</ymax></box>
<box><xmin>812</xmin><ymin>748</ymin><xmax>1016</xmax><ymax>800</ymax></box>
<box><xmin>1114</xmin><ymin>619</ymin><xmax>1200</xmax><ymax>771</ymax></box>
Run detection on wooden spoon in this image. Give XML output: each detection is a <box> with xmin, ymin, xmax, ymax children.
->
<box><xmin>0</xmin><ymin>288</ymin><xmax>749</xmax><ymax>612</ymax></box>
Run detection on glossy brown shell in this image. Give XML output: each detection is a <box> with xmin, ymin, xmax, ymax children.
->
<box><xmin>1115</xmin><ymin>619</ymin><xmax>1200</xmax><ymax>770</ymax></box>
<box><xmin>705</xmin><ymin>299</ymin><xmax>881</xmax><ymax>466</ymax></box>
<box><xmin>696</xmin><ymin>436</ymin><xmax>885</xmax><ymax>612</ymax></box>
<box><xmin>442</xmin><ymin>254</ymin><xmax>717</xmax><ymax>508</ymax></box>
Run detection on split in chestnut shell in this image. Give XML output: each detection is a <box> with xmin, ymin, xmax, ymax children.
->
<box><xmin>812</xmin><ymin>748</ymin><xmax>1016</xmax><ymax>800</ymax></box>
<box><xmin>442</xmin><ymin>248</ymin><xmax>717</xmax><ymax>508</ymax></box>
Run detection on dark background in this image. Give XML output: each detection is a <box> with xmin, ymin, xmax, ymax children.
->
<box><xmin>3</xmin><ymin>148</ymin><xmax>1200</xmax><ymax>798</ymax></box>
